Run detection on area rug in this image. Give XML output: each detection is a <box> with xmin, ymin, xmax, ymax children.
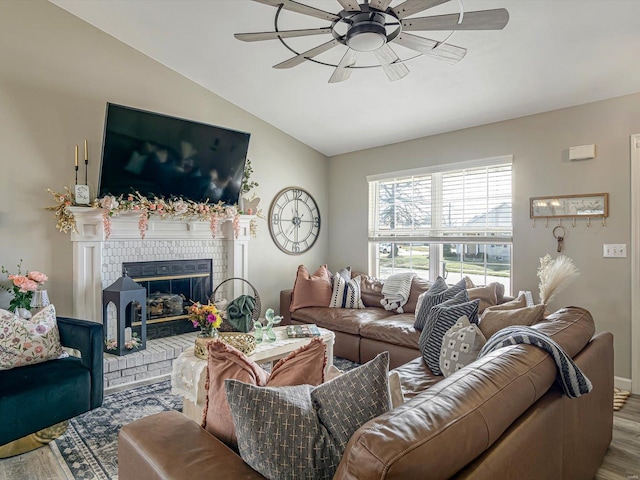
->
<box><xmin>52</xmin><ymin>380</ymin><xmax>181</xmax><ymax>480</ymax></box>
<box><xmin>51</xmin><ymin>356</ymin><xmax>360</xmax><ymax>480</ymax></box>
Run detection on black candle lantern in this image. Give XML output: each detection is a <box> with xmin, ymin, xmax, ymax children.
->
<box><xmin>102</xmin><ymin>272</ymin><xmax>147</xmax><ymax>356</ymax></box>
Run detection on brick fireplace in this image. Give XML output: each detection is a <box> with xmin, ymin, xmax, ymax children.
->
<box><xmin>69</xmin><ymin>208</ymin><xmax>253</xmax><ymax>341</ymax></box>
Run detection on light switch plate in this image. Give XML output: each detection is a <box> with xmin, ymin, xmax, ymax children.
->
<box><xmin>603</xmin><ymin>244</ymin><xmax>627</xmax><ymax>258</ymax></box>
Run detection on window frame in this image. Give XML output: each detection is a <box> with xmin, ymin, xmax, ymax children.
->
<box><xmin>367</xmin><ymin>155</ymin><xmax>513</xmax><ymax>289</ymax></box>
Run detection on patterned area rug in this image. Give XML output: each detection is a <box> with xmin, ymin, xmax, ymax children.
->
<box><xmin>52</xmin><ymin>380</ymin><xmax>181</xmax><ymax>480</ymax></box>
<box><xmin>52</xmin><ymin>357</ymin><xmax>360</xmax><ymax>480</ymax></box>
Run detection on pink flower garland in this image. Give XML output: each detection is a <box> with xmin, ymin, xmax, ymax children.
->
<box><xmin>232</xmin><ymin>213</ymin><xmax>240</xmax><ymax>239</ymax></box>
<box><xmin>103</xmin><ymin>210</ymin><xmax>112</xmax><ymax>240</ymax></box>
<box><xmin>138</xmin><ymin>211</ymin><xmax>149</xmax><ymax>240</ymax></box>
<box><xmin>209</xmin><ymin>214</ymin><xmax>219</xmax><ymax>238</ymax></box>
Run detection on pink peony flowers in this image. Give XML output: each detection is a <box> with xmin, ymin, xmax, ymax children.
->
<box><xmin>1</xmin><ymin>261</ymin><xmax>48</xmax><ymax>313</ymax></box>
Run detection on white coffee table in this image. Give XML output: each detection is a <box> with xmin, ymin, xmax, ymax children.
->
<box><xmin>171</xmin><ymin>326</ymin><xmax>335</xmax><ymax>422</ymax></box>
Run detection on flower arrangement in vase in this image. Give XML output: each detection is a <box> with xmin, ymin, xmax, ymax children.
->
<box><xmin>1</xmin><ymin>260</ymin><xmax>48</xmax><ymax>318</ymax></box>
<box><xmin>187</xmin><ymin>302</ymin><xmax>223</xmax><ymax>337</ymax></box>
<box><xmin>189</xmin><ymin>301</ymin><xmax>223</xmax><ymax>360</ymax></box>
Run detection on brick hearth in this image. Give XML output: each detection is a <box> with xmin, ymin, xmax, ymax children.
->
<box><xmin>103</xmin><ymin>332</ymin><xmax>198</xmax><ymax>392</ymax></box>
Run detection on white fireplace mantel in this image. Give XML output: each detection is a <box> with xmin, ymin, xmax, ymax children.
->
<box><xmin>68</xmin><ymin>207</ymin><xmax>253</xmax><ymax>334</ymax></box>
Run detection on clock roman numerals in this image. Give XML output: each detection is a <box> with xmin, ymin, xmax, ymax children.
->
<box><xmin>268</xmin><ymin>187</ymin><xmax>320</xmax><ymax>255</ymax></box>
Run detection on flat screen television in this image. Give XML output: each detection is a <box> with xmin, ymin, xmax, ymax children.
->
<box><xmin>98</xmin><ymin>103</ymin><xmax>250</xmax><ymax>205</ymax></box>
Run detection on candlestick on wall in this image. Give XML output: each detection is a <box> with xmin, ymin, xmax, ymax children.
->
<box><xmin>74</xmin><ymin>145</ymin><xmax>79</xmax><ymax>185</ymax></box>
<box><xmin>84</xmin><ymin>139</ymin><xmax>88</xmax><ymax>185</ymax></box>
<box><xmin>74</xmin><ymin>142</ymin><xmax>90</xmax><ymax>205</ymax></box>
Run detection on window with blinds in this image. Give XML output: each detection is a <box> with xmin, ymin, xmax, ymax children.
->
<box><xmin>367</xmin><ymin>156</ymin><xmax>513</xmax><ymax>290</ymax></box>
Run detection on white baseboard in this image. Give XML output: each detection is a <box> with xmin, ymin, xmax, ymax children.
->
<box><xmin>614</xmin><ymin>376</ymin><xmax>632</xmax><ymax>392</ymax></box>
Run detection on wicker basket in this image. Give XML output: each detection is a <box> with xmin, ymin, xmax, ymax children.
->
<box><xmin>211</xmin><ymin>277</ymin><xmax>261</xmax><ymax>332</ymax></box>
<box><xmin>194</xmin><ymin>332</ymin><xmax>257</xmax><ymax>359</ymax></box>
<box><xmin>219</xmin><ymin>332</ymin><xmax>257</xmax><ymax>356</ymax></box>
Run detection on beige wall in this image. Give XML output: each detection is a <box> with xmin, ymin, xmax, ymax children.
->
<box><xmin>328</xmin><ymin>93</ymin><xmax>640</xmax><ymax>379</ymax></box>
<box><xmin>2</xmin><ymin>1</ymin><xmax>636</xmax><ymax>380</ymax></box>
<box><xmin>0</xmin><ymin>1</ymin><xmax>328</xmax><ymax>317</ymax></box>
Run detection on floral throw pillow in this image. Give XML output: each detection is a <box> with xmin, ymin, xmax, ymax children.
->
<box><xmin>0</xmin><ymin>305</ymin><xmax>64</xmax><ymax>371</ymax></box>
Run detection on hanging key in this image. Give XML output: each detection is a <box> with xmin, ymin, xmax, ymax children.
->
<box><xmin>553</xmin><ymin>226</ymin><xmax>565</xmax><ymax>253</ymax></box>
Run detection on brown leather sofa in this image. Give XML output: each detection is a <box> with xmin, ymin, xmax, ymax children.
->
<box><xmin>280</xmin><ymin>276</ymin><xmax>509</xmax><ymax>369</ymax></box>
<box><xmin>119</xmin><ymin>306</ymin><xmax>613</xmax><ymax>480</ymax></box>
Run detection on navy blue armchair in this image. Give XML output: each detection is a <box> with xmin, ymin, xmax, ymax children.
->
<box><xmin>0</xmin><ymin>316</ymin><xmax>103</xmax><ymax>446</ymax></box>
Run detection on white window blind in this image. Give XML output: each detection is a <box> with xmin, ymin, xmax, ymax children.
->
<box><xmin>368</xmin><ymin>156</ymin><xmax>513</xmax><ymax>244</ymax></box>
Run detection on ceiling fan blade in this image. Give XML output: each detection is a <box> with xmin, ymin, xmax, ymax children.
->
<box><xmin>252</xmin><ymin>0</ymin><xmax>340</xmax><ymax>21</ymax></box>
<box><xmin>337</xmin><ymin>0</ymin><xmax>361</xmax><ymax>12</ymax></box>
<box><xmin>374</xmin><ymin>44</ymin><xmax>409</xmax><ymax>81</ymax></box>
<box><xmin>369</xmin><ymin>0</ymin><xmax>394</xmax><ymax>12</ymax></box>
<box><xmin>393</xmin><ymin>33</ymin><xmax>466</xmax><ymax>63</ymax></box>
<box><xmin>391</xmin><ymin>0</ymin><xmax>450</xmax><ymax>19</ymax></box>
<box><xmin>403</xmin><ymin>8</ymin><xmax>510</xmax><ymax>31</ymax></box>
<box><xmin>235</xmin><ymin>28</ymin><xmax>332</xmax><ymax>42</ymax></box>
<box><xmin>274</xmin><ymin>39</ymin><xmax>340</xmax><ymax>69</ymax></box>
<box><xmin>329</xmin><ymin>48</ymin><xmax>359</xmax><ymax>83</ymax></box>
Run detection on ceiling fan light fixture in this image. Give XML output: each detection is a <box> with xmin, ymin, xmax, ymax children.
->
<box><xmin>346</xmin><ymin>22</ymin><xmax>387</xmax><ymax>52</ymax></box>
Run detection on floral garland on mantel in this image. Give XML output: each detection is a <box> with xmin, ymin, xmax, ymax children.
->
<box><xmin>46</xmin><ymin>188</ymin><xmax>254</xmax><ymax>241</ymax></box>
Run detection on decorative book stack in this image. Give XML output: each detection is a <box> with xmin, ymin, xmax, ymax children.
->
<box><xmin>286</xmin><ymin>324</ymin><xmax>321</xmax><ymax>338</ymax></box>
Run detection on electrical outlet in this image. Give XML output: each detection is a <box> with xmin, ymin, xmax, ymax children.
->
<box><xmin>603</xmin><ymin>244</ymin><xmax>627</xmax><ymax>258</ymax></box>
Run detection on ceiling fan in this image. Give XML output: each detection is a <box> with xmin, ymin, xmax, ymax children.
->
<box><xmin>234</xmin><ymin>0</ymin><xmax>509</xmax><ymax>83</ymax></box>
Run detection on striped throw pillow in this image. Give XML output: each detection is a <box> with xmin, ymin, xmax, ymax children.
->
<box><xmin>330</xmin><ymin>275</ymin><xmax>364</xmax><ymax>309</ymax></box>
<box><xmin>414</xmin><ymin>277</ymin><xmax>467</xmax><ymax>331</ymax></box>
<box><xmin>419</xmin><ymin>298</ymin><xmax>480</xmax><ymax>376</ymax></box>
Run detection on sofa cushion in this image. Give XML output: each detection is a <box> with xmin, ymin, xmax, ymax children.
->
<box><xmin>291</xmin><ymin>307</ymin><xmax>393</xmax><ymax>335</ymax></box>
<box><xmin>419</xmin><ymin>298</ymin><xmax>480</xmax><ymax>376</ymax></box>
<box><xmin>486</xmin><ymin>294</ymin><xmax>527</xmax><ymax>311</ymax></box>
<box><xmin>467</xmin><ymin>283</ymin><xmax>498</xmax><ymax>313</ymax></box>
<box><xmin>359</xmin><ymin>314</ymin><xmax>421</xmax><ymax>350</ymax></box>
<box><xmin>404</xmin><ymin>276</ymin><xmax>433</xmax><ymax>313</ymax></box>
<box><xmin>353</xmin><ymin>272</ymin><xmax>384</xmax><ymax>308</ymax></box>
<box><xmin>479</xmin><ymin>304</ymin><xmax>545</xmax><ymax>339</ymax></box>
<box><xmin>439</xmin><ymin>315</ymin><xmax>487</xmax><ymax>377</ymax></box>
<box><xmin>225</xmin><ymin>352</ymin><xmax>390</xmax><ymax>480</ymax></box>
<box><xmin>329</xmin><ymin>275</ymin><xmax>364</xmax><ymax>309</ymax></box>
<box><xmin>0</xmin><ymin>305</ymin><xmax>64</xmax><ymax>370</ymax></box>
<box><xmin>290</xmin><ymin>264</ymin><xmax>332</xmax><ymax>312</ymax></box>
<box><xmin>413</xmin><ymin>277</ymin><xmax>466</xmax><ymax>331</ymax></box>
<box><xmin>202</xmin><ymin>337</ymin><xmax>326</xmax><ymax>448</ymax></box>
<box><xmin>392</xmin><ymin>356</ymin><xmax>444</xmax><ymax>400</ymax></box>
<box><xmin>465</xmin><ymin>278</ymin><xmax>506</xmax><ymax>304</ymax></box>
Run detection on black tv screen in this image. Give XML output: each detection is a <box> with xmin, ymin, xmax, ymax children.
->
<box><xmin>98</xmin><ymin>103</ymin><xmax>250</xmax><ymax>205</ymax></box>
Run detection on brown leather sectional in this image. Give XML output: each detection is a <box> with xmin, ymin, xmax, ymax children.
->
<box><xmin>119</xmin><ymin>306</ymin><xmax>613</xmax><ymax>479</ymax></box>
<box><xmin>280</xmin><ymin>274</ymin><xmax>507</xmax><ymax>369</ymax></box>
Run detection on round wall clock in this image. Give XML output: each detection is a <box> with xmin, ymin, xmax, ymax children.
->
<box><xmin>268</xmin><ymin>187</ymin><xmax>320</xmax><ymax>255</ymax></box>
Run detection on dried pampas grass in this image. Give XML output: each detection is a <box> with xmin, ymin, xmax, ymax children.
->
<box><xmin>538</xmin><ymin>254</ymin><xmax>580</xmax><ymax>305</ymax></box>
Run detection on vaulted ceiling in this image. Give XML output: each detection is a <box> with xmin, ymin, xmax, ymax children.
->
<box><xmin>50</xmin><ymin>0</ymin><xmax>640</xmax><ymax>156</ymax></box>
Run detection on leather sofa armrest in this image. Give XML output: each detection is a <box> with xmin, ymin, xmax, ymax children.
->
<box><xmin>119</xmin><ymin>411</ymin><xmax>266</xmax><ymax>480</ymax></box>
<box><xmin>57</xmin><ymin>316</ymin><xmax>104</xmax><ymax>409</ymax></box>
<box><xmin>279</xmin><ymin>289</ymin><xmax>293</xmax><ymax>324</ymax></box>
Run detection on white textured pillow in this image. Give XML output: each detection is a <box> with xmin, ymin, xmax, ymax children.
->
<box><xmin>330</xmin><ymin>275</ymin><xmax>364</xmax><ymax>309</ymax></box>
<box><xmin>439</xmin><ymin>315</ymin><xmax>487</xmax><ymax>377</ymax></box>
<box><xmin>0</xmin><ymin>305</ymin><xmax>64</xmax><ymax>370</ymax></box>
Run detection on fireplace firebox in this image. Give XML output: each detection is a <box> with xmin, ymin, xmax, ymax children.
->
<box><xmin>123</xmin><ymin>259</ymin><xmax>213</xmax><ymax>340</ymax></box>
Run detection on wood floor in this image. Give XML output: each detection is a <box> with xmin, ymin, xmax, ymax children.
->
<box><xmin>0</xmin><ymin>395</ymin><xmax>638</xmax><ymax>479</ymax></box>
<box><xmin>596</xmin><ymin>394</ymin><xmax>640</xmax><ymax>479</ymax></box>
